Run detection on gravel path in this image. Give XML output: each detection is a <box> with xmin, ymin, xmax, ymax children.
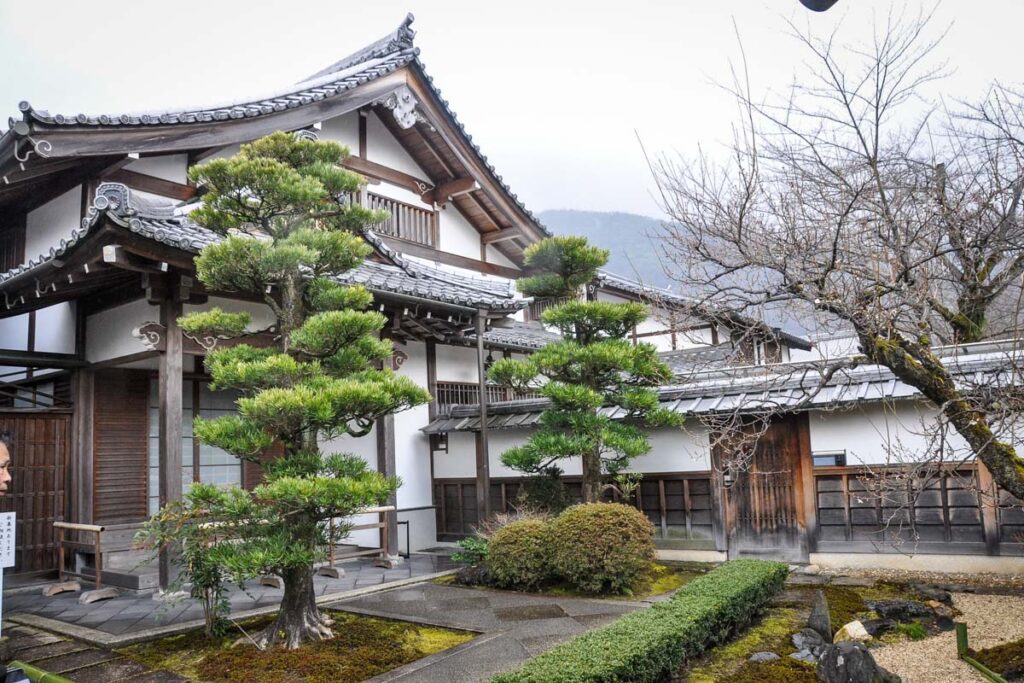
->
<box><xmin>874</xmin><ymin>593</ymin><xmax>1024</xmax><ymax>683</ymax></box>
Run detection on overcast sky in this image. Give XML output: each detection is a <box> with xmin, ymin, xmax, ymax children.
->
<box><xmin>1</xmin><ymin>1</ymin><xmax>1021</xmax><ymax>218</ymax></box>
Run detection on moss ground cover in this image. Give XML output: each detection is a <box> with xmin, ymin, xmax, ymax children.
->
<box><xmin>972</xmin><ymin>636</ymin><xmax>1024</xmax><ymax>680</ymax></box>
<box><xmin>121</xmin><ymin>610</ymin><xmax>473</xmax><ymax>682</ymax></box>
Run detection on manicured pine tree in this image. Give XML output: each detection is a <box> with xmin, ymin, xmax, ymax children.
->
<box><xmin>173</xmin><ymin>132</ymin><xmax>431</xmax><ymax>649</ymax></box>
<box><xmin>489</xmin><ymin>236</ymin><xmax>681</xmax><ymax>503</ymax></box>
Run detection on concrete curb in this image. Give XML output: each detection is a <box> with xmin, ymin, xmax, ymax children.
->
<box><xmin>7</xmin><ymin>568</ymin><xmax>459</xmax><ymax>649</ymax></box>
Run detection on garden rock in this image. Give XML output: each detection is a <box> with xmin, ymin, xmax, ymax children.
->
<box><xmin>910</xmin><ymin>583</ymin><xmax>952</xmax><ymax>605</ymax></box>
<box><xmin>454</xmin><ymin>565</ymin><xmax>493</xmax><ymax>587</ymax></box>
<box><xmin>750</xmin><ymin>652</ymin><xmax>781</xmax><ymax>663</ymax></box>
<box><xmin>802</xmin><ymin>564</ymin><xmax>822</xmax><ymax>575</ymax></box>
<box><xmin>860</xmin><ymin>618</ymin><xmax>896</xmax><ymax>637</ymax></box>
<box><xmin>808</xmin><ymin>589</ymin><xmax>833</xmax><ymax>642</ymax></box>
<box><xmin>816</xmin><ymin>641</ymin><xmax>901</xmax><ymax>683</ymax></box>
<box><xmin>794</xmin><ymin>628</ymin><xmax>827</xmax><ymax>653</ymax></box>
<box><xmin>865</xmin><ymin>599</ymin><xmax>933</xmax><ymax>622</ymax></box>
<box><xmin>833</xmin><ymin>620</ymin><xmax>872</xmax><ymax>643</ymax></box>
<box><xmin>790</xmin><ymin>649</ymin><xmax>819</xmax><ymax>664</ymax></box>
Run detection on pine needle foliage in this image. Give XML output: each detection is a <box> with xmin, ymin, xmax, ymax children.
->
<box><xmin>489</xmin><ymin>236</ymin><xmax>681</xmax><ymax>502</ymax></box>
<box><xmin>158</xmin><ymin>132</ymin><xmax>430</xmax><ymax>649</ymax></box>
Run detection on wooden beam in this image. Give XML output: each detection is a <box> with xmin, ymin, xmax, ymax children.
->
<box><xmin>342</xmin><ymin>156</ymin><xmax>433</xmax><ymax>197</ymax></box>
<box><xmin>157</xmin><ymin>294</ymin><xmax>183</xmax><ymax>589</ymax></box>
<box><xmin>103</xmin><ymin>168</ymin><xmax>196</xmax><ymax>201</ymax></box>
<box><xmin>429</xmin><ymin>177</ymin><xmax>479</xmax><ymax>205</ymax></box>
<box><xmin>72</xmin><ymin>368</ymin><xmax>94</xmax><ymax>526</ymax></box>
<box><xmin>103</xmin><ymin>245</ymin><xmax>168</xmax><ymax>274</ymax></box>
<box><xmin>378</xmin><ymin>237</ymin><xmax>520</xmax><ymax>279</ymax></box>
<box><xmin>0</xmin><ymin>349</ymin><xmax>86</xmax><ymax>369</ymax></box>
<box><xmin>475</xmin><ymin>310</ymin><xmax>492</xmax><ymax>522</ymax></box>
<box><xmin>482</xmin><ymin>227</ymin><xmax>524</xmax><ymax>245</ymax></box>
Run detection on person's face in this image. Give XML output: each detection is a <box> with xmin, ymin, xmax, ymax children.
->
<box><xmin>0</xmin><ymin>443</ymin><xmax>10</xmax><ymax>496</ymax></box>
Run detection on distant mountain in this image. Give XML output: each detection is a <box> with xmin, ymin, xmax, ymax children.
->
<box><xmin>536</xmin><ymin>209</ymin><xmax>672</xmax><ymax>288</ymax></box>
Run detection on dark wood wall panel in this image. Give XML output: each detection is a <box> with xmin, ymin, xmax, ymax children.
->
<box><xmin>92</xmin><ymin>369</ymin><xmax>149</xmax><ymax>524</ymax></box>
<box><xmin>0</xmin><ymin>411</ymin><xmax>69</xmax><ymax>573</ymax></box>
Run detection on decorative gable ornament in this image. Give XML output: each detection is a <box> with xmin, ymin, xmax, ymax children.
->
<box><xmin>377</xmin><ymin>86</ymin><xmax>427</xmax><ymax>130</ymax></box>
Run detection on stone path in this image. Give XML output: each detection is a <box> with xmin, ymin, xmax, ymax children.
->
<box><xmin>334</xmin><ymin>582</ymin><xmax>650</xmax><ymax>682</ymax></box>
<box><xmin>3</xmin><ymin>621</ymin><xmax>185</xmax><ymax>682</ymax></box>
<box><xmin>5</xmin><ymin>554</ymin><xmax>456</xmax><ymax>640</ymax></box>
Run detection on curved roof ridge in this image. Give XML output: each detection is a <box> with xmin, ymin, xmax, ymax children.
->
<box><xmin>305</xmin><ymin>13</ymin><xmax>417</xmax><ymax>81</ymax></box>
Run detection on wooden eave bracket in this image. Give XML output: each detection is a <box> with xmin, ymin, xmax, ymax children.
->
<box><xmin>427</xmin><ymin>177</ymin><xmax>480</xmax><ymax>206</ymax></box>
<box><xmin>102</xmin><ymin>245</ymin><xmax>168</xmax><ymax>274</ymax></box>
<box><xmin>482</xmin><ymin>227</ymin><xmax>525</xmax><ymax>245</ymax></box>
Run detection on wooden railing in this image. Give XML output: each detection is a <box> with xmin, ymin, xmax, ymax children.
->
<box><xmin>434</xmin><ymin>381</ymin><xmax>541</xmax><ymax>411</ymax></box>
<box><xmin>367</xmin><ymin>192</ymin><xmax>437</xmax><ymax>247</ymax></box>
<box><xmin>525</xmin><ymin>296</ymin><xmax>575</xmax><ymax>322</ymax></box>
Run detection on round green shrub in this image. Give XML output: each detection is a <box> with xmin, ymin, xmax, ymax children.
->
<box><xmin>486</xmin><ymin>518</ymin><xmax>553</xmax><ymax>590</ymax></box>
<box><xmin>551</xmin><ymin>502</ymin><xmax>655</xmax><ymax>594</ymax></box>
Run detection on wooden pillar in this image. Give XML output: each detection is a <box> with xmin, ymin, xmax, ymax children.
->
<box><xmin>158</xmin><ymin>296</ymin><xmax>183</xmax><ymax>589</ymax></box>
<box><xmin>376</xmin><ymin>414</ymin><xmax>399</xmax><ymax>558</ymax></box>
<box><xmin>976</xmin><ymin>460</ymin><xmax>1001</xmax><ymax>555</ymax></box>
<box><xmin>475</xmin><ymin>310</ymin><xmax>492</xmax><ymax>522</ymax></box>
<box><xmin>794</xmin><ymin>413</ymin><xmax>818</xmax><ymax>555</ymax></box>
<box><xmin>71</xmin><ymin>368</ymin><xmax>94</xmax><ymax>526</ymax></box>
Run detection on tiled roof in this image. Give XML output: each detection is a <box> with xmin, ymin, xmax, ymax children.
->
<box><xmin>0</xmin><ymin>184</ymin><xmax>527</xmax><ymax>313</ymax></box>
<box><xmin>422</xmin><ymin>344</ymin><xmax>1022</xmax><ymax>433</ymax></box>
<box><xmin>596</xmin><ymin>269</ymin><xmax>813</xmax><ymax>351</ymax></box>
<box><xmin>477</xmin><ymin>319</ymin><xmax>562</xmax><ymax>351</ymax></box>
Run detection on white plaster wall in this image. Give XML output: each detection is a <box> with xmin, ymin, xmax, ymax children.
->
<box><xmin>434</xmin><ymin>432</ymin><xmax>476</xmax><ymax>479</ymax></box>
<box><xmin>125</xmin><ymin>154</ymin><xmax>189</xmax><ymax>184</ymax></box>
<box><xmin>33</xmin><ymin>303</ymin><xmax>76</xmax><ymax>354</ymax></box>
<box><xmin>200</xmin><ymin>144</ymin><xmax>242</xmax><ymax>163</ymax></box>
<box><xmin>438</xmin><ymin>204</ymin><xmax>482</xmax><ymax>260</ymax></box>
<box><xmin>792</xmin><ymin>335</ymin><xmax>860</xmax><ymax>362</ymax></box>
<box><xmin>369</xmin><ymin>179</ymin><xmax>431</xmax><ymax>209</ymax></box>
<box><xmin>85</xmin><ymin>298</ymin><xmax>160</xmax><ymax>363</ymax></box>
<box><xmin>485</xmin><ymin>245</ymin><xmax>519</xmax><ymax>269</ymax></box>
<box><xmin>0</xmin><ymin>315</ymin><xmax>29</xmax><ymax>352</ymax></box>
<box><xmin>366</xmin><ymin>112</ymin><xmax>427</xmax><ymax>178</ymax></box>
<box><xmin>392</xmin><ymin>342</ymin><xmax>432</xmax><ymax>509</ymax></box>
<box><xmin>626</xmin><ymin>424</ymin><xmax>712</xmax><ymax>473</ymax></box>
<box><xmin>435</xmin><ymin>344</ymin><xmax>479</xmax><ymax>383</ymax></box>
<box><xmin>809</xmin><ymin>401</ymin><xmax>972</xmax><ymax>466</ymax></box>
<box><xmin>25</xmin><ymin>185</ymin><xmax>81</xmax><ymax>260</ymax></box>
<box><xmin>319</xmin><ymin>111</ymin><xmax>360</xmax><ymax>153</ymax></box>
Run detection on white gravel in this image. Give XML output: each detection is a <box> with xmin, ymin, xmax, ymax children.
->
<box><xmin>873</xmin><ymin>593</ymin><xmax>1024</xmax><ymax>683</ymax></box>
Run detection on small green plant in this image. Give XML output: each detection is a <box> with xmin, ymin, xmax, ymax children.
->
<box><xmin>896</xmin><ymin>622</ymin><xmax>928</xmax><ymax>640</ymax></box>
<box><xmin>137</xmin><ymin>486</ymin><xmax>234</xmax><ymax>637</ymax></box>
<box><xmin>452</xmin><ymin>536</ymin><xmax>488</xmax><ymax>565</ymax></box>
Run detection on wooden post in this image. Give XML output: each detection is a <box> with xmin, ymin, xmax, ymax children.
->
<box><xmin>158</xmin><ymin>295</ymin><xmax>184</xmax><ymax>589</ymax></box>
<box><xmin>474</xmin><ymin>310</ymin><xmax>492</xmax><ymax>523</ymax></box>
<box><xmin>794</xmin><ymin>413</ymin><xmax>817</xmax><ymax>556</ymax></box>
<box><xmin>376</xmin><ymin>414</ymin><xmax>399</xmax><ymax>559</ymax></box>
<box><xmin>976</xmin><ymin>461</ymin><xmax>1001</xmax><ymax>555</ymax></box>
<box><xmin>72</xmin><ymin>368</ymin><xmax>94</xmax><ymax>526</ymax></box>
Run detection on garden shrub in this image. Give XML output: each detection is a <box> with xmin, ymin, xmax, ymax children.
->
<box><xmin>491</xmin><ymin>559</ymin><xmax>789</xmax><ymax>683</ymax></box>
<box><xmin>550</xmin><ymin>503</ymin><xmax>655</xmax><ymax>594</ymax></box>
<box><xmin>486</xmin><ymin>518</ymin><xmax>554</xmax><ymax>590</ymax></box>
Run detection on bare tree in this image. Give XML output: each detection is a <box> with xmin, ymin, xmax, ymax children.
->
<box><xmin>652</xmin><ymin>7</ymin><xmax>1024</xmax><ymax>500</ymax></box>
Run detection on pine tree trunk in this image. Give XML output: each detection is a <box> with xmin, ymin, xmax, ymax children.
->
<box><xmin>252</xmin><ymin>564</ymin><xmax>333</xmax><ymax>649</ymax></box>
<box><xmin>581</xmin><ymin>450</ymin><xmax>602</xmax><ymax>503</ymax></box>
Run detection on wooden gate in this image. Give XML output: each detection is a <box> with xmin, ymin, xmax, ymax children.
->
<box><xmin>722</xmin><ymin>414</ymin><xmax>810</xmax><ymax>562</ymax></box>
<box><xmin>0</xmin><ymin>411</ymin><xmax>70</xmax><ymax>574</ymax></box>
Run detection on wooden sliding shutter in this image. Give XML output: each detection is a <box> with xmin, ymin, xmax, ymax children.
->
<box><xmin>93</xmin><ymin>369</ymin><xmax>149</xmax><ymax>524</ymax></box>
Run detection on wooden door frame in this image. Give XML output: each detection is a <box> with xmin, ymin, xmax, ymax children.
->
<box><xmin>713</xmin><ymin>413</ymin><xmax>814</xmax><ymax>562</ymax></box>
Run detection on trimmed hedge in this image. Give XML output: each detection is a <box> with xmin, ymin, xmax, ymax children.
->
<box><xmin>490</xmin><ymin>559</ymin><xmax>789</xmax><ymax>683</ymax></box>
<box><xmin>487</xmin><ymin>518</ymin><xmax>554</xmax><ymax>590</ymax></box>
<box><xmin>551</xmin><ymin>503</ymin><xmax>655</xmax><ymax>595</ymax></box>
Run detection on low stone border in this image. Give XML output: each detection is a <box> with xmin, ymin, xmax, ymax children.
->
<box><xmin>364</xmin><ymin>632</ymin><xmax>504</xmax><ymax>682</ymax></box>
<box><xmin>7</xmin><ymin>568</ymin><xmax>458</xmax><ymax>649</ymax></box>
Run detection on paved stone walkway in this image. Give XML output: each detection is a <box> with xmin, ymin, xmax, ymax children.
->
<box><xmin>3</xmin><ymin>621</ymin><xmax>185</xmax><ymax>682</ymax></box>
<box><xmin>6</xmin><ymin>554</ymin><xmax>456</xmax><ymax>638</ymax></box>
<box><xmin>335</xmin><ymin>583</ymin><xmax>650</xmax><ymax>682</ymax></box>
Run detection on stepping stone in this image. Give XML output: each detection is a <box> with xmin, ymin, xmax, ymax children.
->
<box><xmin>493</xmin><ymin>604</ymin><xmax>567</xmax><ymax>622</ymax></box>
<box><xmin>11</xmin><ymin>640</ymin><xmax>85</xmax><ymax>663</ymax></box>
<box><xmin>71</xmin><ymin>658</ymin><xmax>149</xmax><ymax>683</ymax></box>
<box><xmin>831</xmin><ymin>576</ymin><xmax>875</xmax><ymax>587</ymax></box>
<box><xmin>126</xmin><ymin>671</ymin><xmax>190</xmax><ymax>682</ymax></box>
<box><xmin>33</xmin><ymin>648</ymin><xmax>117</xmax><ymax>674</ymax></box>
